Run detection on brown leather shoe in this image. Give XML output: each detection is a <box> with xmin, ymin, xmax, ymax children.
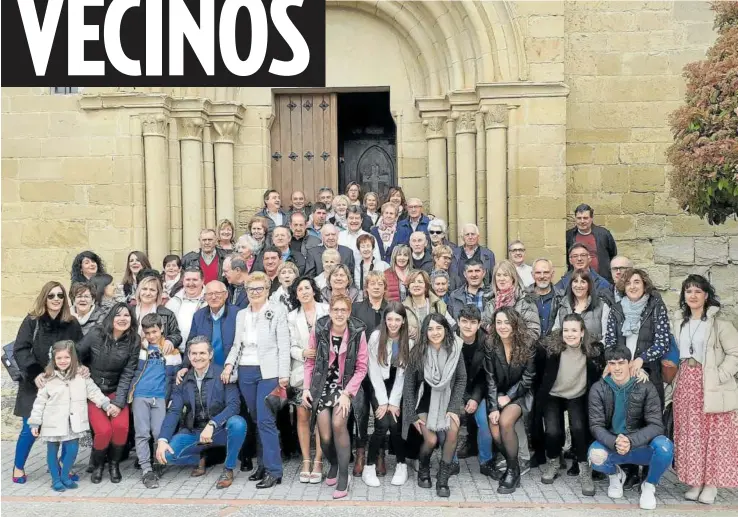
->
<box><xmin>190</xmin><ymin>457</ymin><xmax>207</xmax><ymax>477</ymax></box>
<box><xmin>352</xmin><ymin>448</ymin><xmax>366</xmax><ymax>477</ymax></box>
<box><xmin>376</xmin><ymin>450</ymin><xmax>387</xmax><ymax>477</ymax></box>
<box><xmin>216</xmin><ymin>468</ymin><xmax>234</xmax><ymax>489</ymax></box>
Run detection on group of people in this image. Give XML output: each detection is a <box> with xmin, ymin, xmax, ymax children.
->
<box><xmin>9</xmin><ymin>185</ymin><xmax>738</xmax><ymax>508</ymax></box>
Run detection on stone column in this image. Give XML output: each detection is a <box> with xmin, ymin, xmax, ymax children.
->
<box><xmin>203</xmin><ymin>126</ymin><xmax>216</xmax><ymax>228</ymax></box>
<box><xmin>453</xmin><ymin>111</ymin><xmax>477</xmax><ymax>240</ymax></box>
<box><xmin>178</xmin><ymin>117</ymin><xmax>205</xmax><ymax>253</ymax></box>
<box><xmin>212</xmin><ymin>121</ymin><xmax>239</xmax><ymax>224</ymax></box>
<box><xmin>482</xmin><ymin>105</ymin><xmax>509</xmax><ymax>259</ymax></box>
<box><xmin>475</xmin><ymin>112</ymin><xmax>487</xmax><ymax>245</ymax></box>
<box><xmin>422</xmin><ymin>116</ymin><xmax>448</xmax><ymax>221</ymax></box>
<box><xmin>141</xmin><ymin>114</ymin><xmax>170</xmax><ymax>266</ymax></box>
<box><xmin>446</xmin><ymin>118</ymin><xmax>457</xmax><ymax>239</ymax></box>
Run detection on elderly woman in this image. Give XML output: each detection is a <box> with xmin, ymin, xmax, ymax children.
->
<box><xmin>430</xmin><ymin>270</ymin><xmax>451</xmax><ymax>304</ymax></box>
<box><xmin>71</xmin><ymin>251</ymin><xmax>107</xmax><ymax>284</ymax></box>
<box><xmin>248</xmin><ymin>216</ymin><xmax>270</xmax><ymax>254</ymax></box>
<box><xmin>384</xmin><ymin>244</ymin><xmax>411</xmax><ymax>302</ymax></box>
<box><xmin>484</xmin><ymin>307</ymin><xmax>536</xmax><ymax>494</ymax></box>
<box><xmin>432</xmin><ymin>245</ymin><xmax>456</xmax><ymax>291</ymax></box>
<box><xmin>287</xmin><ymin>276</ymin><xmax>329</xmax><ymax>484</ymax></box>
<box><xmin>402</xmin><ymin>314</ymin><xmax>466</xmax><ymax>498</ymax></box>
<box><xmin>12</xmin><ymin>281</ymin><xmax>84</xmax><ymax>484</ymax></box>
<box><xmin>269</xmin><ymin>261</ymin><xmax>299</xmax><ymax>310</ymax></box>
<box><xmin>552</xmin><ymin>270</ymin><xmax>610</xmax><ymax>341</ymax></box>
<box><xmin>321</xmin><ymin>264</ymin><xmax>360</xmax><ymax>304</ymax></box>
<box><xmin>76</xmin><ymin>303</ymin><xmax>141</xmax><ymax>484</ymax></box>
<box><xmin>217</xmin><ymin>219</ymin><xmax>236</xmax><ymax>251</ymax></box>
<box><xmin>481</xmin><ymin>260</ymin><xmax>541</xmax><ymax>341</ymax></box>
<box><xmin>371</xmin><ymin>203</ymin><xmax>412</xmax><ymax>263</ymax></box>
<box><xmin>118</xmin><ymin>251</ymin><xmax>152</xmax><ymax>304</ymax></box>
<box><xmin>223</xmin><ymin>272</ymin><xmax>290</xmax><ymax>489</ymax></box>
<box><xmin>236</xmin><ymin>234</ymin><xmax>260</xmax><ymax>273</ymax></box>
<box><xmin>672</xmin><ymin>275</ymin><xmax>738</xmax><ymax>504</ymax></box>
<box><xmin>70</xmin><ymin>281</ymin><xmax>107</xmax><ymax>335</ymax></box>
<box><xmin>161</xmin><ymin>255</ymin><xmax>182</xmax><ymax>300</ymax></box>
<box><xmin>427</xmin><ymin>219</ymin><xmax>457</xmax><ymax>251</ymax></box>
<box><xmin>403</xmin><ymin>270</ymin><xmax>455</xmax><ymax>336</ymax></box>
<box><xmin>362</xmin><ymin>192</ymin><xmax>381</xmax><ymax>227</ymax></box>
<box><xmin>303</xmin><ymin>294</ymin><xmax>369</xmax><ymax>499</ymax></box>
<box><xmin>314</xmin><ymin>248</ymin><xmax>340</xmax><ymax>290</ymax></box>
<box><xmin>329</xmin><ymin>194</ymin><xmax>351</xmax><ymax>231</ymax></box>
<box><xmin>354</xmin><ymin>234</ymin><xmax>389</xmax><ymax>299</ymax></box>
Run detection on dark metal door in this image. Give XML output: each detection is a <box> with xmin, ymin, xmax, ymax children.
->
<box><xmin>340</xmin><ymin>127</ymin><xmax>396</xmax><ymax>200</ymax></box>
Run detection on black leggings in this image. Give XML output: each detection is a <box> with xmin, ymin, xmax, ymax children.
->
<box><xmin>367</xmin><ymin>381</ymin><xmax>404</xmax><ymax>465</ymax></box>
<box><xmin>542</xmin><ymin>394</ymin><xmax>589</xmax><ymax>462</ymax></box>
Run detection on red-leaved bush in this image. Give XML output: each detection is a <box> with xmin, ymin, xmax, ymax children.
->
<box><xmin>667</xmin><ymin>1</ymin><xmax>738</xmax><ymax>225</ymax></box>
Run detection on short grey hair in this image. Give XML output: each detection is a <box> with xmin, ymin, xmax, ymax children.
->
<box><xmin>461</xmin><ymin>223</ymin><xmax>479</xmax><ymax>235</ymax></box>
<box><xmin>428</xmin><ymin>218</ymin><xmax>447</xmax><ymax>233</ymax></box>
<box><xmin>410</xmin><ymin>231</ymin><xmax>427</xmax><ymax>243</ymax></box>
<box><xmin>508</xmin><ymin>240</ymin><xmax>525</xmax><ymax>251</ymax></box>
<box><xmin>230</xmin><ymin>256</ymin><xmax>248</xmax><ymax>272</ymax></box>
<box><xmin>430</xmin><ymin>269</ymin><xmax>450</xmax><ymax>283</ymax></box>
<box><xmin>611</xmin><ymin>255</ymin><xmax>633</xmax><ymax>267</ymax></box>
<box><xmin>532</xmin><ymin>258</ymin><xmax>553</xmax><ymax>270</ymax></box>
<box><xmin>237</xmin><ymin>234</ymin><xmax>260</xmax><ymax>254</ymax></box>
<box><xmin>187</xmin><ymin>335</ymin><xmax>213</xmax><ymax>353</ymax></box>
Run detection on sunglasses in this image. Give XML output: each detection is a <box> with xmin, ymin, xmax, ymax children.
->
<box><xmin>429</xmin><ymin>230</ymin><xmax>444</xmax><ymax>235</ymax></box>
<box><xmin>47</xmin><ymin>293</ymin><xmax>65</xmax><ymax>300</ymax></box>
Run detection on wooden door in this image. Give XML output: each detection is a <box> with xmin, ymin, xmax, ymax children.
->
<box><xmin>341</xmin><ymin>133</ymin><xmax>396</xmax><ymax>201</ymax></box>
<box><xmin>270</xmin><ymin>93</ymin><xmax>338</xmax><ymax>205</ymax></box>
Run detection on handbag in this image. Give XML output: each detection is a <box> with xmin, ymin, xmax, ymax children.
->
<box><xmin>265</xmin><ymin>385</ymin><xmax>288</xmax><ymax>416</ymax></box>
<box><xmin>661</xmin><ymin>333</ymin><xmax>679</xmax><ymax>384</ymax></box>
<box><xmin>1</xmin><ymin>319</ymin><xmax>38</xmax><ymax>382</ymax></box>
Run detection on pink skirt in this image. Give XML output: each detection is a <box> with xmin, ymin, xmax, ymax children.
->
<box><xmin>673</xmin><ymin>363</ymin><xmax>738</xmax><ymax>487</ymax></box>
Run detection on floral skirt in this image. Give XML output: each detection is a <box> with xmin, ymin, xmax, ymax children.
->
<box><xmin>673</xmin><ymin>363</ymin><xmax>738</xmax><ymax>487</ymax></box>
<box><xmin>317</xmin><ymin>362</ymin><xmax>342</xmax><ymax>412</ymax></box>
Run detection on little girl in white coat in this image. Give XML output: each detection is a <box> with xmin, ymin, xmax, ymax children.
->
<box><xmin>28</xmin><ymin>340</ymin><xmax>114</xmax><ymax>491</ymax></box>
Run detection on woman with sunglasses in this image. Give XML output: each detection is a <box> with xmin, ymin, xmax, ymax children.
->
<box><xmin>12</xmin><ymin>281</ymin><xmax>84</xmax><ymax>484</ymax></box>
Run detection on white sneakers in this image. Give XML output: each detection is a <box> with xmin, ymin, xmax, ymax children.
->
<box><xmin>640</xmin><ymin>481</ymin><xmax>657</xmax><ymax>510</ymax></box>
<box><xmin>362</xmin><ymin>464</ymin><xmax>380</xmax><ymax>487</ymax></box>
<box><xmin>391</xmin><ymin>463</ymin><xmax>408</xmax><ymax>486</ymax></box>
<box><xmin>607</xmin><ymin>466</ymin><xmax>626</xmax><ymax>499</ymax></box>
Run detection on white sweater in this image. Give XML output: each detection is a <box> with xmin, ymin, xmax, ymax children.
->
<box><xmin>367</xmin><ymin>330</ymin><xmax>411</xmax><ymax>407</ymax></box>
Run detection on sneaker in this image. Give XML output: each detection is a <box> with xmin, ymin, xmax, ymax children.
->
<box><xmin>579</xmin><ymin>462</ymin><xmax>595</xmax><ymax>497</ymax></box>
<box><xmin>640</xmin><ymin>481</ymin><xmax>657</xmax><ymax>510</ymax></box>
<box><xmin>142</xmin><ymin>471</ymin><xmax>159</xmax><ymax>489</ymax></box>
<box><xmin>607</xmin><ymin>466</ymin><xmax>626</xmax><ymax>499</ymax></box>
<box><xmin>361</xmin><ymin>464</ymin><xmax>380</xmax><ymax>487</ymax></box>
<box><xmin>391</xmin><ymin>463</ymin><xmax>408</xmax><ymax>486</ymax></box>
<box><xmin>540</xmin><ymin>458</ymin><xmax>559</xmax><ymax>484</ymax></box>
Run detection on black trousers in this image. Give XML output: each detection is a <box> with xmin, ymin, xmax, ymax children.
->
<box><xmin>542</xmin><ymin>394</ymin><xmax>589</xmax><ymax>462</ymax></box>
<box><xmin>366</xmin><ymin>377</ymin><xmax>404</xmax><ymax>464</ymax></box>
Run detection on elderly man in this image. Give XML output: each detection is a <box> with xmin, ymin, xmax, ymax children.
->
<box><xmin>398</xmin><ymin>197</ymin><xmax>431</xmax><ymax>237</ymax></box>
<box><xmin>256</xmin><ymin>189</ymin><xmax>287</xmax><ymax>232</ymax></box>
<box><xmin>608</xmin><ymin>255</ymin><xmax>633</xmax><ymax>303</ymax></box>
<box><xmin>182</xmin><ymin>229</ymin><xmax>226</xmax><ymax>284</ymax></box>
<box><xmin>252</xmin><ymin>226</ymin><xmax>305</xmax><ymax>275</ymax></box>
<box><xmin>166</xmin><ymin>267</ymin><xmax>207</xmax><ymax>348</ymax></box>
<box><xmin>307</xmin><ymin>202</ymin><xmax>329</xmax><ymax>239</ymax></box>
<box><xmin>508</xmin><ymin>240</ymin><xmax>534</xmax><ymax>288</ymax></box>
<box><xmin>409</xmin><ymin>231</ymin><xmax>433</xmax><ymax>273</ymax></box>
<box><xmin>566</xmin><ymin>203</ymin><xmax>618</xmax><ymax>283</ymax></box>
<box><xmin>339</xmin><ymin>206</ymin><xmax>381</xmax><ymax>264</ymax></box>
<box><xmin>289</xmin><ymin>212</ymin><xmax>322</xmax><ymax>257</ymax></box>
<box><xmin>427</xmin><ymin>218</ymin><xmax>457</xmax><ymax>251</ymax></box>
<box><xmin>447</xmin><ymin>259</ymin><xmax>493</xmax><ymax>321</ymax></box>
<box><xmin>223</xmin><ymin>255</ymin><xmax>249</xmax><ymax>309</ymax></box>
<box><xmin>286</xmin><ymin>190</ymin><xmax>312</xmax><ymax>220</ymax></box>
<box><xmin>305</xmin><ymin>223</ymin><xmax>355</xmax><ymax>276</ymax></box>
<box><xmin>156</xmin><ymin>336</ymin><xmax>247</xmax><ymax>490</ymax></box>
<box><xmin>450</xmin><ymin>223</ymin><xmax>496</xmax><ymax>287</ymax></box>
<box><xmin>317</xmin><ymin>187</ymin><xmax>335</xmax><ymax>215</ymax></box>
<box><xmin>555</xmin><ymin>242</ymin><xmax>612</xmax><ymax>292</ymax></box>
<box><xmin>527</xmin><ymin>258</ymin><xmax>562</xmax><ymax>338</ymax></box>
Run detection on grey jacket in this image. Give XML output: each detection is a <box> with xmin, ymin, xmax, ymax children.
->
<box><xmin>481</xmin><ymin>293</ymin><xmax>541</xmax><ymax>342</ymax></box>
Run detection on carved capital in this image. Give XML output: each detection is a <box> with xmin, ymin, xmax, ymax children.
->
<box><xmin>177</xmin><ymin>117</ymin><xmax>205</xmax><ymax>141</ymax></box>
<box><xmin>422</xmin><ymin>116</ymin><xmax>447</xmax><ymax>140</ymax></box>
<box><xmin>481</xmin><ymin>105</ymin><xmax>508</xmax><ymax>129</ymax></box>
<box><xmin>141</xmin><ymin>114</ymin><xmax>168</xmax><ymax>137</ymax></box>
<box><xmin>211</xmin><ymin>121</ymin><xmax>239</xmax><ymax>144</ymax></box>
<box><xmin>452</xmin><ymin>111</ymin><xmax>477</xmax><ymax>134</ymax></box>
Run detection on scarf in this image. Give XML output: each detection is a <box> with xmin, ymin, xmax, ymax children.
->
<box><xmin>378</xmin><ymin>220</ymin><xmax>397</xmax><ymax>248</ymax></box>
<box><xmin>419</xmin><ymin>339</ymin><xmax>462</xmax><ymax>432</ymax></box>
<box><xmin>74</xmin><ymin>304</ymin><xmax>96</xmax><ymax>326</ymax></box>
<box><xmin>333</xmin><ymin>212</ymin><xmax>348</xmax><ymax>230</ymax></box>
<box><xmin>494</xmin><ymin>286</ymin><xmax>517</xmax><ymax>310</ymax></box>
<box><xmin>621</xmin><ymin>294</ymin><xmax>649</xmax><ymax>337</ymax></box>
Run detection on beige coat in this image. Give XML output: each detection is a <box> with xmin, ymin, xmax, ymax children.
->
<box><xmin>287</xmin><ymin>302</ymin><xmax>330</xmax><ymax>388</ymax></box>
<box><xmin>675</xmin><ymin>306</ymin><xmax>738</xmax><ymax>413</ymax></box>
<box><xmin>28</xmin><ymin>371</ymin><xmax>111</xmax><ymax>438</ymax></box>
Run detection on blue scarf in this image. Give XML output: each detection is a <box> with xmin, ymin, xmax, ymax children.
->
<box><xmin>620</xmin><ymin>295</ymin><xmax>649</xmax><ymax>337</ymax></box>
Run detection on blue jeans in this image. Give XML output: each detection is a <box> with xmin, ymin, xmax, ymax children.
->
<box><xmin>15</xmin><ymin>418</ymin><xmax>36</xmax><ymax>470</ymax></box>
<box><xmin>165</xmin><ymin>416</ymin><xmax>247</xmax><ymax>470</ymax></box>
<box><xmin>588</xmin><ymin>435</ymin><xmax>674</xmax><ymax>485</ymax></box>
<box><xmin>47</xmin><ymin>440</ymin><xmax>79</xmax><ymax>485</ymax></box>
<box><xmin>237</xmin><ymin>366</ymin><xmax>282</xmax><ymax>478</ymax></box>
<box><xmin>473</xmin><ymin>400</ymin><xmax>493</xmax><ymax>464</ymax></box>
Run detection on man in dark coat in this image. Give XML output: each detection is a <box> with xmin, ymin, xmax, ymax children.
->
<box><xmin>565</xmin><ymin>203</ymin><xmax>618</xmax><ymax>284</ymax></box>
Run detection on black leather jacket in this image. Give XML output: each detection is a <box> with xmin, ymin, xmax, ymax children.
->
<box><xmin>484</xmin><ymin>342</ymin><xmax>536</xmax><ymax>414</ymax></box>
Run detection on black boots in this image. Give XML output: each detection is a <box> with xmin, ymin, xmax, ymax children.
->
<box><xmin>497</xmin><ymin>456</ymin><xmax>521</xmax><ymax>494</ymax></box>
<box><xmin>90</xmin><ymin>448</ymin><xmax>108</xmax><ymax>484</ymax></box>
<box><xmin>436</xmin><ymin>461</ymin><xmax>451</xmax><ymax>498</ymax></box>
<box><xmin>108</xmin><ymin>444</ymin><xmax>126</xmax><ymax>483</ymax></box>
<box><xmin>417</xmin><ymin>455</ymin><xmax>432</xmax><ymax>488</ymax></box>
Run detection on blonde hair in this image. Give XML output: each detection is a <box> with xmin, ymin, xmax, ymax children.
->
<box><xmin>328</xmin><ymin>264</ymin><xmax>353</xmax><ymax>288</ymax></box>
<box><xmin>492</xmin><ymin>260</ymin><xmax>526</xmax><ymax>297</ymax></box>
<box><xmin>247</xmin><ymin>271</ymin><xmax>272</xmax><ymax>290</ymax></box>
<box><xmin>321</xmin><ymin>248</ymin><xmax>341</xmax><ymax>265</ymax></box>
<box><xmin>390</xmin><ymin>244</ymin><xmax>411</xmax><ymax>270</ymax></box>
<box><xmin>432</xmin><ymin>244</ymin><xmax>453</xmax><ymax>261</ymax></box>
<box><xmin>332</xmin><ymin>194</ymin><xmax>350</xmax><ymax>210</ymax></box>
<box><xmin>136</xmin><ymin>276</ymin><xmax>163</xmax><ymax>306</ymax></box>
<box><xmin>217</xmin><ymin>219</ymin><xmax>235</xmax><ymax>244</ymax></box>
<box><xmin>364</xmin><ymin>270</ymin><xmax>388</xmax><ymax>291</ymax></box>
<box><xmin>363</xmin><ymin>192</ymin><xmax>379</xmax><ymax>210</ymax></box>
<box><xmin>30</xmin><ymin>281</ymin><xmax>74</xmax><ymax>322</ymax></box>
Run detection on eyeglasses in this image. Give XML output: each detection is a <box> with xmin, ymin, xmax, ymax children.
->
<box><xmin>331</xmin><ymin>308</ymin><xmax>349</xmax><ymax>314</ymax></box>
<box><xmin>509</xmin><ymin>248</ymin><xmax>525</xmax><ymax>253</ymax></box>
<box><xmin>429</xmin><ymin>230</ymin><xmax>444</xmax><ymax>235</ymax></box>
<box><xmin>612</xmin><ymin>266</ymin><xmax>630</xmax><ymax>272</ymax></box>
<box><xmin>47</xmin><ymin>293</ymin><xmax>65</xmax><ymax>300</ymax></box>
<box><xmin>570</xmin><ymin>254</ymin><xmax>589</xmax><ymax>260</ymax></box>
<box><xmin>205</xmin><ymin>291</ymin><xmax>227</xmax><ymax>298</ymax></box>
<box><xmin>407</xmin><ymin>205</ymin><xmax>422</xmax><ymax>209</ymax></box>
<box><xmin>247</xmin><ymin>287</ymin><xmax>266</xmax><ymax>294</ymax></box>
<box><xmin>75</xmin><ymin>295</ymin><xmax>93</xmax><ymax>301</ymax></box>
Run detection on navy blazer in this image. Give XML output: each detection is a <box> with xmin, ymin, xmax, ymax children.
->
<box><xmin>184</xmin><ymin>304</ymin><xmax>239</xmax><ymax>368</ymax></box>
<box><xmin>370</xmin><ymin>225</ymin><xmax>413</xmax><ymax>263</ymax></box>
<box><xmin>158</xmin><ymin>364</ymin><xmax>240</xmax><ymax>440</ymax></box>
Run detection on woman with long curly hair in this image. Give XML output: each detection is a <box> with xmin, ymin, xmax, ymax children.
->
<box><xmin>484</xmin><ymin>307</ymin><xmax>535</xmax><ymax>494</ymax></box>
<box><xmin>71</xmin><ymin>251</ymin><xmax>106</xmax><ymax>284</ymax></box>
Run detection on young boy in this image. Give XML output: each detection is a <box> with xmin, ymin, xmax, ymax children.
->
<box><xmin>129</xmin><ymin>313</ymin><xmax>181</xmax><ymax>488</ymax></box>
<box><xmin>588</xmin><ymin>345</ymin><xmax>673</xmax><ymax>510</ymax></box>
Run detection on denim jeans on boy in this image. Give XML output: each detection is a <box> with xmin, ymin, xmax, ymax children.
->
<box><xmin>15</xmin><ymin>418</ymin><xmax>36</xmax><ymax>470</ymax></box>
<box><xmin>237</xmin><ymin>366</ymin><xmax>283</xmax><ymax>478</ymax></box>
<box><xmin>164</xmin><ymin>415</ymin><xmax>247</xmax><ymax>470</ymax></box>
<box><xmin>588</xmin><ymin>435</ymin><xmax>674</xmax><ymax>484</ymax></box>
<box><xmin>46</xmin><ymin>439</ymin><xmax>80</xmax><ymax>486</ymax></box>
<box><xmin>473</xmin><ymin>400</ymin><xmax>494</xmax><ymax>464</ymax></box>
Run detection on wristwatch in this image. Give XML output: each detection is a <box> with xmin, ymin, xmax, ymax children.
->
<box><xmin>207</xmin><ymin>420</ymin><xmax>217</xmax><ymax>429</ymax></box>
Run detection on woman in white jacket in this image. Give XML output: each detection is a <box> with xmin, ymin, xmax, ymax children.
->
<box><xmin>287</xmin><ymin>276</ymin><xmax>330</xmax><ymax>484</ymax></box>
<box><xmin>363</xmin><ymin>301</ymin><xmax>413</xmax><ymax>487</ymax></box>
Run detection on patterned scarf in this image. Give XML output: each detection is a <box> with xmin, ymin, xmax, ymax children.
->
<box><xmin>494</xmin><ymin>286</ymin><xmax>517</xmax><ymax>310</ymax></box>
<box><xmin>378</xmin><ymin>220</ymin><xmax>397</xmax><ymax>248</ymax></box>
<box><xmin>621</xmin><ymin>294</ymin><xmax>650</xmax><ymax>337</ymax></box>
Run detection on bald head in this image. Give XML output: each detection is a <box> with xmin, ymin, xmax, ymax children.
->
<box><xmin>409</xmin><ymin>231</ymin><xmax>427</xmax><ymax>254</ymax></box>
<box><xmin>610</xmin><ymin>255</ymin><xmax>633</xmax><ymax>284</ymax></box>
<box><xmin>321</xmin><ymin>223</ymin><xmax>339</xmax><ymax>248</ymax></box>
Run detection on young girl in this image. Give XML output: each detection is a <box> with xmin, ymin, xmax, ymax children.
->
<box><xmin>28</xmin><ymin>341</ymin><xmax>114</xmax><ymax>491</ymax></box>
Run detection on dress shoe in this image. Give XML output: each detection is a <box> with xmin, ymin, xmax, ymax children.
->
<box><xmin>216</xmin><ymin>469</ymin><xmax>234</xmax><ymax>489</ymax></box>
<box><xmin>248</xmin><ymin>465</ymin><xmax>265</xmax><ymax>482</ymax></box>
<box><xmin>240</xmin><ymin>457</ymin><xmax>254</xmax><ymax>472</ymax></box>
<box><xmin>191</xmin><ymin>457</ymin><xmax>207</xmax><ymax>477</ymax></box>
<box><xmin>256</xmin><ymin>473</ymin><xmax>282</xmax><ymax>489</ymax></box>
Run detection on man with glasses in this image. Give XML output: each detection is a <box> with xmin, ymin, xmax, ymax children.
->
<box><xmin>555</xmin><ymin>243</ymin><xmax>612</xmax><ymax>292</ymax></box>
<box><xmin>450</xmin><ymin>223</ymin><xmax>495</xmax><ymax>287</ymax></box>
<box><xmin>182</xmin><ymin>229</ymin><xmax>226</xmax><ymax>285</ymax></box>
<box><xmin>565</xmin><ymin>203</ymin><xmax>618</xmax><ymax>283</ymax></box>
<box><xmin>398</xmin><ymin>197</ymin><xmax>431</xmax><ymax>238</ymax></box>
<box><xmin>508</xmin><ymin>240</ymin><xmax>533</xmax><ymax>288</ymax></box>
<box><xmin>608</xmin><ymin>256</ymin><xmax>633</xmax><ymax>303</ymax></box>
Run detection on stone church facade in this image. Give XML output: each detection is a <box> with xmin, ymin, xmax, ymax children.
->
<box><xmin>2</xmin><ymin>0</ymin><xmax>738</xmax><ymax>343</ymax></box>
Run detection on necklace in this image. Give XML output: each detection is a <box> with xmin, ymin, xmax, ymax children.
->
<box><xmin>686</xmin><ymin>319</ymin><xmax>703</xmax><ymax>357</ymax></box>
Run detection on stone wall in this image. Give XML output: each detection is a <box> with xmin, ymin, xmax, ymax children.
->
<box><xmin>564</xmin><ymin>0</ymin><xmax>738</xmax><ymax>321</ymax></box>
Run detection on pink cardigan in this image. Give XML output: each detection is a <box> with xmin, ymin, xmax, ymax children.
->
<box><xmin>303</xmin><ymin>326</ymin><xmax>368</xmax><ymax>397</ymax></box>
